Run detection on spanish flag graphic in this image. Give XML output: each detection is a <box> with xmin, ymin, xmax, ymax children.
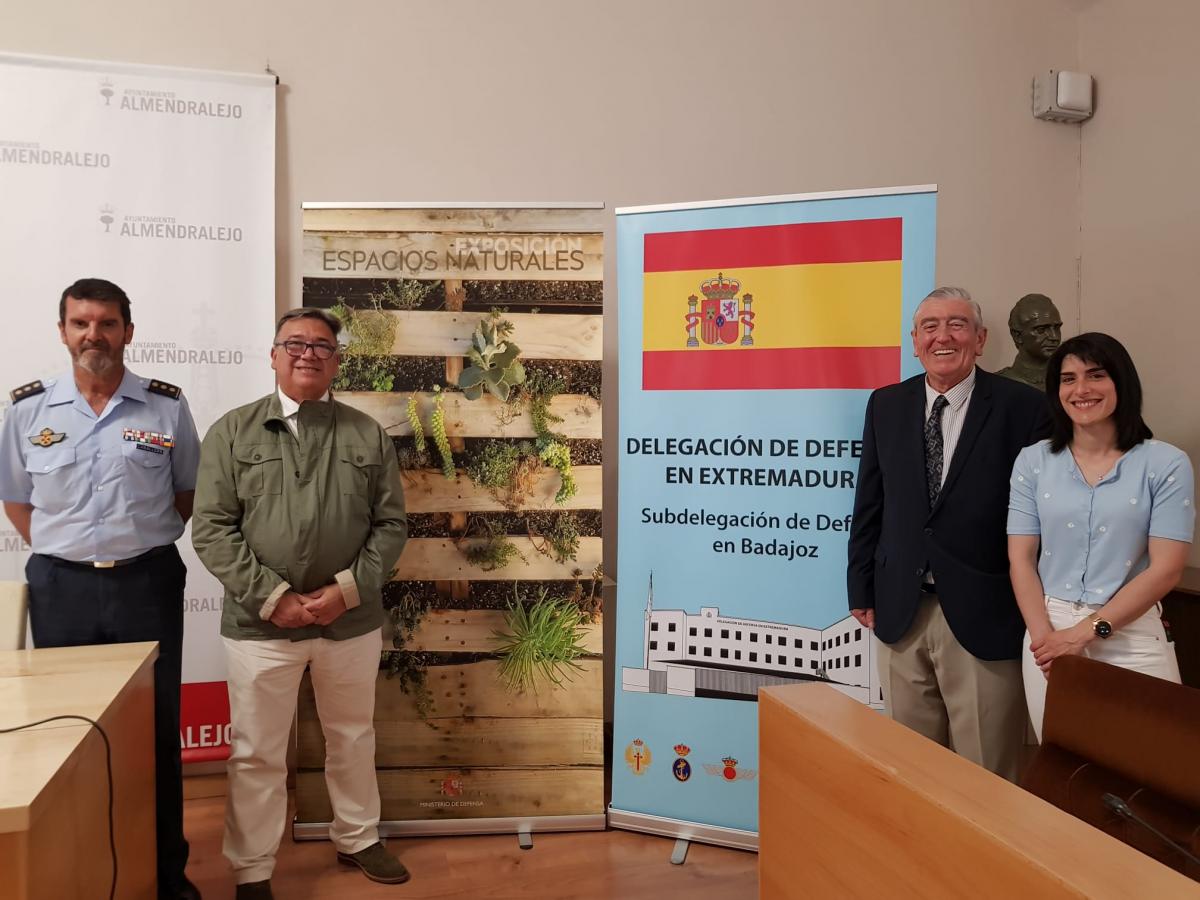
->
<box><xmin>642</xmin><ymin>217</ymin><xmax>902</xmax><ymax>390</ymax></box>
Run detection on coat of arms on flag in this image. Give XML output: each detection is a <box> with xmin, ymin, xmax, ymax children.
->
<box><xmin>685</xmin><ymin>274</ymin><xmax>755</xmax><ymax>348</ymax></box>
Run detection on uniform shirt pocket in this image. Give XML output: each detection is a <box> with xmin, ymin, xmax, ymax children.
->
<box><xmin>24</xmin><ymin>446</ymin><xmax>80</xmax><ymax>512</ymax></box>
<box><xmin>120</xmin><ymin>441</ymin><xmax>171</xmax><ymax>502</ymax></box>
<box><xmin>121</xmin><ymin>441</ymin><xmax>170</xmax><ymax>468</ymax></box>
<box><xmin>232</xmin><ymin>443</ymin><xmax>284</xmax><ymax>497</ymax></box>
<box><xmin>337</xmin><ymin>444</ymin><xmax>380</xmax><ymax>496</ymax></box>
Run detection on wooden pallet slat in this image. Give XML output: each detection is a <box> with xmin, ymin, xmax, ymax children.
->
<box><xmin>295</xmin><ymin>766</ymin><xmax>605</xmax><ymax>822</ymax></box>
<box><xmin>394</xmin><ymin>537</ymin><xmax>602</xmax><ymax>581</ymax></box>
<box><xmin>299</xmin><ymin>716</ymin><xmax>604</xmax><ymax>768</ymax></box>
<box><xmin>339</xmin><ymin>391</ymin><xmax>601</xmax><ymax>439</ymax></box>
<box><xmin>386</xmin><ymin>310</ymin><xmax>602</xmax><ymax>360</ymax></box>
<box><xmin>385</xmin><ymin>609</ymin><xmax>603</xmax><ymax>654</ymax></box>
<box><xmin>302</xmin><ymin>207</ymin><xmax>605</xmax><ymax>234</ymax></box>
<box><xmin>402</xmin><ymin>464</ymin><xmax>601</xmax><ymax>513</ymax></box>
<box><xmin>299</xmin><ymin>664</ymin><xmax>604</xmax><ymax>725</ymax></box>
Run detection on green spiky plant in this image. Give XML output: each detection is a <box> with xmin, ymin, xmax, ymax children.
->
<box><xmin>459</xmin><ymin>313</ymin><xmax>526</xmax><ymax>401</ymax></box>
<box><xmin>429</xmin><ymin>386</ymin><xmax>456</xmax><ymax>481</ymax></box>
<box><xmin>492</xmin><ymin>587</ymin><xmax>589</xmax><ymax>692</ymax></box>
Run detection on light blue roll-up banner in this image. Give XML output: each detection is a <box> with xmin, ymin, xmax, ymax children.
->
<box><xmin>611</xmin><ymin>186</ymin><xmax>937</xmax><ymax>847</ymax></box>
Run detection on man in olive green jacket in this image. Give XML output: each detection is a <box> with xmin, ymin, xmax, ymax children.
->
<box><xmin>192</xmin><ymin>308</ymin><xmax>409</xmax><ymax>900</ymax></box>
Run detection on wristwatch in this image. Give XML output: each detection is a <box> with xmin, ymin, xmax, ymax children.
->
<box><xmin>1090</xmin><ymin>615</ymin><xmax>1113</xmax><ymax>639</ymax></box>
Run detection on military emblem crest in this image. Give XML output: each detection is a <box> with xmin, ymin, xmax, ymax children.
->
<box><xmin>671</xmin><ymin>744</ymin><xmax>692</xmax><ymax>782</ymax></box>
<box><xmin>704</xmin><ymin>755</ymin><xmax>757</xmax><ymax>782</ymax></box>
<box><xmin>624</xmin><ymin>738</ymin><xmax>652</xmax><ymax>775</ymax></box>
<box><xmin>29</xmin><ymin>427</ymin><xmax>66</xmax><ymax>447</ymax></box>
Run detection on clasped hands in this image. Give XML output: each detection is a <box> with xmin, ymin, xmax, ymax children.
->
<box><xmin>1029</xmin><ymin>621</ymin><xmax>1094</xmax><ymax>676</ymax></box>
<box><xmin>270</xmin><ymin>583</ymin><xmax>347</xmax><ymax>629</ymax></box>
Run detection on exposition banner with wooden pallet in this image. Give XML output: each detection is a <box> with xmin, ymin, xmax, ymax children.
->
<box><xmin>611</xmin><ymin>187</ymin><xmax>937</xmax><ymax>848</ymax></box>
<box><xmin>296</xmin><ymin>203</ymin><xmax>604</xmax><ymax>838</ymax></box>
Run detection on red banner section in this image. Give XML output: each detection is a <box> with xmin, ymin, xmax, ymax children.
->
<box><xmin>180</xmin><ymin>680</ymin><xmax>231</xmax><ymax>763</ymax></box>
<box><xmin>643</xmin><ymin>346</ymin><xmax>900</xmax><ymax>391</ymax></box>
<box><xmin>643</xmin><ymin>217</ymin><xmax>902</xmax><ymax>271</ymax></box>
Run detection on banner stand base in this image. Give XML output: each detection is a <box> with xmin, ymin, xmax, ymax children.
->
<box><xmin>670</xmin><ymin>838</ymin><xmax>690</xmax><ymax>865</ymax></box>
<box><xmin>293</xmin><ymin>813</ymin><xmax>606</xmax><ymax>841</ymax></box>
<box><xmin>607</xmin><ymin>807</ymin><xmax>759</xmax><ymax>852</ymax></box>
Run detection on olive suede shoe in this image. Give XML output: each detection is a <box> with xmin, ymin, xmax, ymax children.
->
<box><xmin>336</xmin><ymin>841</ymin><xmax>411</xmax><ymax>884</ymax></box>
<box><xmin>234</xmin><ymin>880</ymin><xmax>274</xmax><ymax>900</ymax></box>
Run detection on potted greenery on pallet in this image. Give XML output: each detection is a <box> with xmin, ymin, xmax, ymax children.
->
<box><xmin>296</xmin><ymin>206</ymin><xmax>604</xmax><ymax>826</ymax></box>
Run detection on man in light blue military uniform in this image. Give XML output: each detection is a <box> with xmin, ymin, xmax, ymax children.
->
<box><xmin>0</xmin><ymin>278</ymin><xmax>202</xmax><ymax>900</ymax></box>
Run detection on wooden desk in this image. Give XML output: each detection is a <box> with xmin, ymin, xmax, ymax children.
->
<box><xmin>1165</xmin><ymin>565</ymin><xmax>1200</xmax><ymax>688</ymax></box>
<box><xmin>0</xmin><ymin>642</ymin><xmax>158</xmax><ymax>900</ymax></box>
<box><xmin>759</xmin><ymin>683</ymin><xmax>1198</xmax><ymax>899</ymax></box>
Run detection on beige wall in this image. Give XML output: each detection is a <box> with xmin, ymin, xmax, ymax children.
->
<box><xmin>8</xmin><ymin>0</ymin><xmax>1103</xmax><ymax>600</ymax></box>
<box><xmin>6</xmin><ymin>0</ymin><xmax>1083</xmax><ymax>367</ymax></box>
<box><xmin>1078</xmin><ymin>2</ymin><xmax>1200</xmax><ymax>563</ymax></box>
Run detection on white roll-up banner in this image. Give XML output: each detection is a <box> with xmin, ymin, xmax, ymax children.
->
<box><xmin>0</xmin><ymin>52</ymin><xmax>276</xmax><ymax>762</ymax></box>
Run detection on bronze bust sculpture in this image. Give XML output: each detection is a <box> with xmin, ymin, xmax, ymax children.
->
<box><xmin>995</xmin><ymin>293</ymin><xmax>1062</xmax><ymax>391</ymax></box>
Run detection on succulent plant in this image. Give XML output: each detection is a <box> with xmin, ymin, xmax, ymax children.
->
<box><xmin>458</xmin><ymin>316</ymin><xmax>526</xmax><ymax>402</ymax></box>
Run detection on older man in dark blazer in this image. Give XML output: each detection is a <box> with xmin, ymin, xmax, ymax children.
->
<box><xmin>847</xmin><ymin>286</ymin><xmax>1050</xmax><ymax>780</ymax></box>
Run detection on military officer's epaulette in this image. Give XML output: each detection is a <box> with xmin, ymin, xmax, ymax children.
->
<box><xmin>10</xmin><ymin>380</ymin><xmax>45</xmax><ymax>404</ymax></box>
<box><xmin>145</xmin><ymin>379</ymin><xmax>182</xmax><ymax>400</ymax></box>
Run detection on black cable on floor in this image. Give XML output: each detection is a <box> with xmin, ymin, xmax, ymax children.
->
<box><xmin>0</xmin><ymin>714</ymin><xmax>116</xmax><ymax>900</ymax></box>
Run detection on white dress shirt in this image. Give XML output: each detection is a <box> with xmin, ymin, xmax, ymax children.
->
<box><xmin>276</xmin><ymin>386</ymin><xmax>330</xmax><ymax>437</ymax></box>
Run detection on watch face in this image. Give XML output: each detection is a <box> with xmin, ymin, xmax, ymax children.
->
<box><xmin>1094</xmin><ymin>619</ymin><xmax>1113</xmax><ymax>639</ymax></box>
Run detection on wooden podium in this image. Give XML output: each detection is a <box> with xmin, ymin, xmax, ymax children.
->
<box><xmin>0</xmin><ymin>642</ymin><xmax>158</xmax><ymax>900</ymax></box>
<box><xmin>759</xmin><ymin>683</ymin><xmax>1198</xmax><ymax>899</ymax></box>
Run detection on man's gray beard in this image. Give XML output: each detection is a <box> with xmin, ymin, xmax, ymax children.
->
<box><xmin>75</xmin><ymin>349</ymin><xmax>118</xmax><ymax>375</ymax></box>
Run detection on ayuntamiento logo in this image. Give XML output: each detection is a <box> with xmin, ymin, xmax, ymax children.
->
<box><xmin>1</xmin><ymin>139</ymin><xmax>110</xmax><ymax>169</ymax></box>
<box><xmin>99</xmin><ymin>206</ymin><xmax>244</xmax><ymax>242</ymax></box>
<box><xmin>101</xmin><ymin>78</ymin><xmax>243</xmax><ymax>119</ymax></box>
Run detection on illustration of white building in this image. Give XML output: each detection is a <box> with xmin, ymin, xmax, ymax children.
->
<box><xmin>622</xmin><ymin>574</ymin><xmax>883</xmax><ymax>708</ymax></box>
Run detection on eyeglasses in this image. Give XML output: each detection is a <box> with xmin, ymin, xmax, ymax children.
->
<box><xmin>274</xmin><ymin>339</ymin><xmax>337</xmax><ymax>360</ymax></box>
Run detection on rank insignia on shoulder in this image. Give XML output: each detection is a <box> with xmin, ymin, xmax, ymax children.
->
<box><xmin>10</xmin><ymin>381</ymin><xmax>45</xmax><ymax>403</ymax></box>
<box><xmin>29</xmin><ymin>427</ymin><xmax>66</xmax><ymax>447</ymax></box>
<box><xmin>146</xmin><ymin>379</ymin><xmax>182</xmax><ymax>400</ymax></box>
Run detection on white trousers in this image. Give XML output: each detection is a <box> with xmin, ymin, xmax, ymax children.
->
<box><xmin>222</xmin><ymin>628</ymin><xmax>383</xmax><ymax>884</ymax></box>
<box><xmin>1023</xmin><ymin>597</ymin><xmax>1180</xmax><ymax>742</ymax></box>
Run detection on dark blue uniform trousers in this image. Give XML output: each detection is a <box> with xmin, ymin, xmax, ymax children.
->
<box><xmin>26</xmin><ymin>545</ymin><xmax>190</xmax><ymax>898</ymax></box>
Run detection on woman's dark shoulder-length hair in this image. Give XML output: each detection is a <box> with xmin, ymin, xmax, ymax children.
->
<box><xmin>1045</xmin><ymin>332</ymin><xmax>1153</xmax><ymax>452</ymax></box>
